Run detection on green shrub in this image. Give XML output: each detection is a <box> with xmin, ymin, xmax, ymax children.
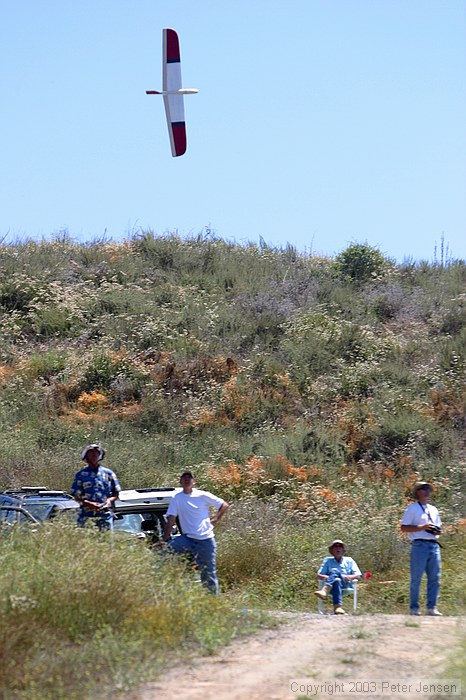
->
<box><xmin>334</xmin><ymin>242</ymin><xmax>393</xmax><ymax>284</ymax></box>
<box><xmin>373</xmin><ymin>410</ymin><xmax>446</xmax><ymax>460</ymax></box>
<box><xmin>27</xmin><ymin>350</ymin><xmax>68</xmax><ymax>380</ymax></box>
<box><xmin>0</xmin><ymin>275</ymin><xmax>40</xmax><ymax>313</ymax></box>
<box><xmin>81</xmin><ymin>351</ymin><xmax>148</xmax><ymax>400</ymax></box>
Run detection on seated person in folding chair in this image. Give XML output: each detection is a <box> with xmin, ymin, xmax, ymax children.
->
<box><xmin>314</xmin><ymin>539</ymin><xmax>362</xmax><ymax>615</ymax></box>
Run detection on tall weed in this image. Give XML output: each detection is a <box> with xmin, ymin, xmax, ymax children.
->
<box><xmin>0</xmin><ymin>523</ymin><xmax>248</xmax><ymax>698</ymax></box>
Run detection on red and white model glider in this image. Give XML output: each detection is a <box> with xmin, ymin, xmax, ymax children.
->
<box><xmin>146</xmin><ymin>28</ymin><xmax>198</xmax><ymax>157</ymax></box>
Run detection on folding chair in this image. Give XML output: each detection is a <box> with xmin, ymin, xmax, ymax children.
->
<box><xmin>317</xmin><ymin>578</ymin><xmax>358</xmax><ymax>614</ymax></box>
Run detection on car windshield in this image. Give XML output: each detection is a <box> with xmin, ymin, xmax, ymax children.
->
<box><xmin>113</xmin><ymin>513</ymin><xmax>144</xmax><ymax>534</ymax></box>
<box><xmin>0</xmin><ymin>508</ymin><xmax>18</xmax><ymax>524</ymax></box>
<box><xmin>0</xmin><ymin>507</ymin><xmax>37</xmax><ymax>525</ymax></box>
<box><xmin>21</xmin><ymin>503</ymin><xmax>54</xmax><ymax>520</ymax></box>
<box><xmin>141</xmin><ymin>514</ymin><xmax>167</xmax><ymax>538</ymax></box>
<box><xmin>52</xmin><ymin>508</ymin><xmax>79</xmax><ymax>523</ymax></box>
<box><xmin>23</xmin><ymin>501</ymin><xmax>78</xmax><ymax>521</ymax></box>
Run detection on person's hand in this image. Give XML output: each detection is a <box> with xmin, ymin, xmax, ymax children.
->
<box><xmin>424</xmin><ymin>523</ymin><xmax>442</xmax><ymax>535</ymax></box>
<box><xmin>82</xmin><ymin>499</ymin><xmax>102</xmax><ymax>512</ymax></box>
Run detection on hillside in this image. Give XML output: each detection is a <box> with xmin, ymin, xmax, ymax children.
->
<box><xmin>0</xmin><ymin>233</ymin><xmax>464</xmax><ymax>698</ymax></box>
<box><xmin>1</xmin><ymin>234</ymin><xmax>464</xmax><ymax>496</ymax></box>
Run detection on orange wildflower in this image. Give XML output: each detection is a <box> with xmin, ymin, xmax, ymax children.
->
<box><xmin>287</xmin><ymin>466</ymin><xmax>308</xmax><ymax>481</ymax></box>
<box><xmin>0</xmin><ymin>365</ymin><xmax>13</xmax><ymax>385</ymax></box>
<box><xmin>76</xmin><ymin>391</ymin><xmax>110</xmax><ymax>413</ymax></box>
<box><xmin>209</xmin><ymin>461</ymin><xmax>242</xmax><ymax>487</ymax></box>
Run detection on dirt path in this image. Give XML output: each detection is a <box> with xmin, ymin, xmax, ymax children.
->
<box><xmin>134</xmin><ymin>613</ymin><xmax>464</xmax><ymax>700</ymax></box>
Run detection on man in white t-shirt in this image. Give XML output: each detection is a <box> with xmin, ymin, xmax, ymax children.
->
<box><xmin>161</xmin><ymin>471</ymin><xmax>229</xmax><ymax>594</ymax></box>
<box><xmin>401</xmin><ymin>481</ymin><xmax>443</xmax><ymax>616</ymax></box>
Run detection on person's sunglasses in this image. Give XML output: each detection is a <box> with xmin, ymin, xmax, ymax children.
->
<box><xmin>417</xmin><ymin>486</ymin><xmax>431</xmax><ymax>491</ymax></box>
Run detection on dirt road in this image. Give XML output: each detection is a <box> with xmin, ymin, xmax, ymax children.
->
<box><xmin>135</xmin><ymin>613</ymin><xmax>464</xmax><ymax>700</ymax></box>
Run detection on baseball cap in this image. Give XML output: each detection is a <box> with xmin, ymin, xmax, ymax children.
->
<box><xmin>328</xmin><ymin>539</ymin><xmax>346</xmax><ymax>552</ymax></box>
<box><xmin>180</xmin><ymin>470</ymin><xmax>195</xmax><ymax>480</ymax></box>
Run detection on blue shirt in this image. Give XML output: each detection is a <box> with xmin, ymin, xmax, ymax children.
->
<box><xmin>70</xmin><ymin>465</ymin><xmax>121</xmax><ymax>524</ymax></box>
<box><xmin>318</xmin><ymin>555</ymin><xmax>362</xmax><ymax>588</ymax></box>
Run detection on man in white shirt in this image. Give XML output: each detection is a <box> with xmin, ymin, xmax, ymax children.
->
<box><xmin>161</xmin><ymin>471</ymin><xmax>229</xmax><ymax>594</ymax></box>
<box><xmin>401</xmin><ymin>481</ymin><xmax>443</xmax><ymax>616</ymax></box>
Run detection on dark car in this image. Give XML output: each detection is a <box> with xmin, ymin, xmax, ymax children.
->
<box><xmin>0</xmin><ymin>486</ymin><xmax>79</xmax><ymax>525</ymax></box>
<box><xmin>0</xmin><ymin>505</ymin><xmax>40</xmax><ymax>527</ymax></box>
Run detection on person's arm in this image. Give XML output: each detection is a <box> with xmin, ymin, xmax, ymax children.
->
<box><xmin>80</xmin><ymin>498</ymin><xmax>102</xmax><ymax>511</ymax></box>
<box><xmin>210</xmin><ymin>500</ymin><xmax>229</xmax><ymax>526</ymax></box>
<box><xmin>400</xmin><ymin>522</ymin><xmax>435</xmax><ymax>533</ymax></box>
<box><xmin>344</xmin><ymin>573</ymin><xmax>361</xmax><ymax>581</ymax></box>
<box><xmin>162</xmin><ymin>515</ymin><xmax>177</xmax><ymax>542</ymax></box>
<box><xmin>101</xmin><ymin>495</ymin><xmax>118</xmax><ymax>509</ymax></box>
<box><xmin>344</xmin><ymin>559</ymin><xmax>362</xmax><ymax>581</ymax></box>
<box><xmin>101</xmin><ymin>473</ymin><xmax>121</xmax><ymax>509</ymax></box>
<box><xmin>317</xmin><ymin>559</ymin><xmax>328</xmax><ymax>580</ymax></box>
<box><xmin>102</xmin><ymin>486</ymin><xmax>119</xmax><ymax>509</ymax></box>
<box><xmin>401</xmin><ymin>507</ymin><xmax>424</xmax><ymax>533</ymax></box>
<box><xmin>70</xmin><ymin>478</ymin><xmax>82</xmax><ymax>505</ymax></box>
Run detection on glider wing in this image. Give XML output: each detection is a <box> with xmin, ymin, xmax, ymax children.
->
<box><xmin>163</xmin><ymin>28</ymin><xmax>186</xmax><ymax>157</ymax></box>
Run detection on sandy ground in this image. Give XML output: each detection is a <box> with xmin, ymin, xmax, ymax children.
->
<box><xmin>133</xmin><ymin>613</ymin><xmax>464</xmax><ymax>700</ymax></box>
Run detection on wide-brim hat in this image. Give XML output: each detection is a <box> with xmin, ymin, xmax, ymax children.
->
<box><xmin>328</xmin><ymin>539</ymin><xmax>346</xmax><ymax>553</ymax></box>
<box><xmin>412</xmin><ymin>481</ymin><xmax>433</xmax><ymax>498</ymax></box>
<box><xmin>81</xmin><ymin>444</ymin><xmax>105</xmax><ymax>461</ymax></box>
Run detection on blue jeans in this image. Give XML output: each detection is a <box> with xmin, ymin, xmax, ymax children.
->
<box><xmin>325</xmin><ymin>568</ymin><xmax>353</xmax><ymax>606</ymax></box>
<box><xmin>409</xmin><ymin>540</ymin><xmax>441</xmax><ymax>612</ymax></box>
<box><xmin>167</xmin><ymin>535</ymin><xmax>219</xmax><ymax>594</ymax></box>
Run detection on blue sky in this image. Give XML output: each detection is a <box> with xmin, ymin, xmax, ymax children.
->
<box><xmin>1</xmin><ymin>0</ymin><xmax>465</xmax><ymax>262</ymax></box>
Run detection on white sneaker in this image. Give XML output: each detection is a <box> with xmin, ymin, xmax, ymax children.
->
<box><xmin>410</xmin><ymin>610</ymin><xmax>420</xmax><ymax>616</ymax></box>
<box><xmin>426</xmin><ymin>608</ymin><xmax>443</xmax><ymax>616</ymax></box>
